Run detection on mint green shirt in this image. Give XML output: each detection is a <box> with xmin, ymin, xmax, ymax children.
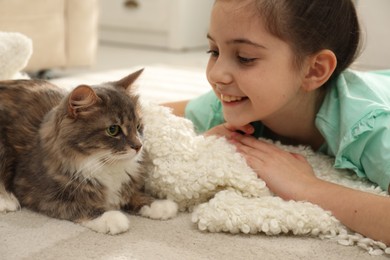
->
<box><xmin>185</xmin><ymin>69</ymin><xmax>390</xmax><ymax>191</ymax></box>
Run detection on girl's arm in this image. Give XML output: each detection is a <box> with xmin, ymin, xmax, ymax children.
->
<box><xmin>302</xmin><ymin>177</ymin><xmax>390</xmax><ymax>245</ymax></box>
<box><xmin>161</xmin><ymin>100</ymin><xmax>189</xmax><ymax>117</ymax></box>
<box><xmin>231</xmin><ymin>133</ymin><xmax>390</xmax><ymax>245</ymax></box>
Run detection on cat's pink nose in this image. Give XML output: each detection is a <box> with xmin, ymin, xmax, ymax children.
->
<box><xmin>132</xmin><ymin>144</ymin><xmax>142</xmax><ymax>152</ymax></box>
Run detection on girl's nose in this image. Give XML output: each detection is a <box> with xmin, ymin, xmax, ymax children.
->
<box><xmin>207</xmin><ymin>56</ymin><xmax>233</xmax><ymax>86</ymax></box>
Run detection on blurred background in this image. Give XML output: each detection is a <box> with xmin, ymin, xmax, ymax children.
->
<box><xmin>355</xmin><ymin>0</ymin><xmax>390</xmax><ymax>70</ymax></box>
<box><xmin>0</xmin><ymin>0</ymin><xmax>388</xmax><ymax>78</ymax></box>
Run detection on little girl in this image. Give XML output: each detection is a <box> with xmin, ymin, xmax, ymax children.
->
<box><xmin>165</xmin><ymin>0</ymin><xmax>390</xmax><ymax>244</ymax></box>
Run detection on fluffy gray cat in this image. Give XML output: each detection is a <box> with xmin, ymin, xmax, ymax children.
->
<box><xmin>0</xmin><ymin>69</ymin><xmax>177</xmax><ymax>234</ymax></box>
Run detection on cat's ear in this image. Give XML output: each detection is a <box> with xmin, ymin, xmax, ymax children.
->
<box><xmin>68</xmin><ymin>85</ymin><xmax>100</xmax><ymax>118</ymax></box>
<box><xmin>116</xmin><ymin>68</ymin><xmax>144</xmax><ymax>90</ymax></box>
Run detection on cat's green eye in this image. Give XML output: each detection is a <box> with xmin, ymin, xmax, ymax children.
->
<box><xmin>106</xmin><ymin>125</ymin><xmax>121</xmax><ymax>137</ymax></box>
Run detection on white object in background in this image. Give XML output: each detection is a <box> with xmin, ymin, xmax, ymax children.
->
<box><xmin>99</xmin><ymin>0</ymin><xmax>213</xmax><ymax>50</ymax></box>
<box><xmin>355</xmin><ymin>0</ymin><xmax>390</xmax><ymax>70</ymax></box>
<box><xmin>0</xmin><ymin>32</ymin><xmax>32</xmax><ymax>80</ymax></box>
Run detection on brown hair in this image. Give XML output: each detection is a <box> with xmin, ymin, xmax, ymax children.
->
<box><xmin>254</xmin><ymin>0</ymin><xmax>361</xmax><ymax>81</ymax></box>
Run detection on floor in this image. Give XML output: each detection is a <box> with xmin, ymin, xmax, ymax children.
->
<box><xmin>48</xmin><ymin>43</ymin><xmax>212</xmax><ymax>103</ymax></box>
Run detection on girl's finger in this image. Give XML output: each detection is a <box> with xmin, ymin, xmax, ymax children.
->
<box><xmin>224</xmin><ymin>123</ymin><xmax>255</xmax><ymax>135</ymax></box>
<box><xmin>234</xmin><ymin>139</ymin><xmax>269</xmax><ymax>163</ymax></box>
<box><xmin>231</xmin><ymin>133</ymin><xmax>273</xmax><ymax>150</ymax></box>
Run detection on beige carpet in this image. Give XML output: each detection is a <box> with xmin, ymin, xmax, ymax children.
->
<box><xmin>0</xmin><ymin>66</ymin><xmax>386</xmax><ymax>259</ymax></box>
<box><xmin>1</xmin><ymin>208</ymin><xmax>381</xmax><ymax>260</ymax></box>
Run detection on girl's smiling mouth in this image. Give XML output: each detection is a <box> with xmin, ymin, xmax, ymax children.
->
<box><xmin>220</xmin><ymin>93</ymin><xmax>248</xmax><ymax>103</ymax></box>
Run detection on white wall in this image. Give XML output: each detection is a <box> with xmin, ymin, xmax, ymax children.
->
<box><xmin>98</xmin><ymin>0</ymin><xmax>213</xmax><ymax>50</ymax></box>
<box><xmin>354</xmin><ymin>0</ymin><xmax>390</xmax><ymax>70</ymax></box>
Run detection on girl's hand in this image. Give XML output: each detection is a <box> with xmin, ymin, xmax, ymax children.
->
<box><xmin>231</xmin><ymin>133</ymin><xmax>319</xmax><ymax>201</ymax></box>
<box><xmin>232</xmin><ymin>134</ymin><xmax>390</xmax><ymax>246</ymax></box>
<box><xmin>204</xmin><ymin>123</ymin><xmax>255</xmax><ymax>139</ymax></box>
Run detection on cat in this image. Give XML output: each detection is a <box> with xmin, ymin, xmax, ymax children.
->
<box><xmin>0</xmin><ymin>69</ymin><xmax>178</xmax><ymax>235</ymax></box>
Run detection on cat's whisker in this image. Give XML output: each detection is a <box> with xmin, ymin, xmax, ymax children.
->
<box><xmin>62</xmin><ymin>169</ymin><xmax>100</xmax><ymax>199</ymax></box>
<box><xmin>77</xmin><ymin>151</ymin><xmax>112</xmax><ymax>174</ymax></box>
<box><xmin>104</xmin><ymin>154</ymin><xmax>123</xmax><ymax>165</ymax></box>
<box><xmin>62</xmin><ymin>153</ymin><xmax>128</xmax><ymax>198</ymax></box>
<box><xmin>56</xmin><ymin>173</ymin><xmax>83</xmax><ymax>200</ymax></box>
<box><xmin>56</xmin><ymin>152</ymin><xmax>113</xmax><ymax>198</ymax></box>
<box><xmin>51</xmin><ymin>149</ymin><xmax>134</xmax><ymax>200</ymax></box>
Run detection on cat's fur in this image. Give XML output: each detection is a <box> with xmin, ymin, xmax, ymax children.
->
<box><xmin>0</xmin><ymin>69</ymin><xmax>177</xmax><ymax>234</ymax></box>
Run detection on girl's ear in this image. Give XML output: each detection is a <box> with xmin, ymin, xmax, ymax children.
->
<box><xmin>302</xmin><ymin>49</ymin><xmax>337</xmax><ymax>92</ymax></box>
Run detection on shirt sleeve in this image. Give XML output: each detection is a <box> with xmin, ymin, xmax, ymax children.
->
<box><xmin>184</xmin><ymin>90</ymin><xmax>225</xmax><ymax>133</ymax></box>
<box><xmin>339</xmin><ymin>112</ymin><xmax>390</xmax><ymax>191</ymax></box>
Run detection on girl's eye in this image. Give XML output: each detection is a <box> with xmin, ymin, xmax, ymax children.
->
<box><xmin>206</xmin><ymin>49</ymin><xmax>219</xmax><ymax>58</ymax></box>
<box><xmin>238</xmin><ymin>56</ymin><xmax>257</xmax><ymax>64</ymax></box>
<box><xmin>106</xmin><ymin>125</ymin><xmax>121</xmax><ymax>137</ymax></box>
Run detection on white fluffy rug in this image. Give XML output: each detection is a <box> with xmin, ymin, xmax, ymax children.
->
<box><xmin>141</xmin><ymin>101</ymin><xmax>389</xmax><ymax>256</ymax></box>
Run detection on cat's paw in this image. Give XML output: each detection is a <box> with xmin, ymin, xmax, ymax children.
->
<box><xmin>81</xmin><ymin>210</ymin><xmax>130</xmax><ymax>235</ymax></box>
<box><xmin>0</xmin><ymin>192</ymin><xmax>20</xmax><ymax>213</ymax></box>
<box><xmin>139</xmin><ymin>199</ymin><xmax>178</xmax><ymax>220</ymax></box>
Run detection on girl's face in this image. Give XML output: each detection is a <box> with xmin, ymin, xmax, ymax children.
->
<box><xmin>206</xmin><ymin>0</ymin><xmax>307</xmax><ymax>128</ymax></box>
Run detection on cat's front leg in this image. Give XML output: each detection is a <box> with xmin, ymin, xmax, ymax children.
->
<box><xmin>0</xmin><ymin>144</ymin><xmax>20</xmax><ymax>213</ymax></box>
<box><xmin>80</xmin><ymin>210</ymin><xmax>130</xmax><ymax>235</ymax></box>
<box><xmin>139</xmin><ymin>199</ymin><xmax>178</xmax><ymax>220</ymax></box>
<box><xmin>125</xmin><ymin>190</ymin><xmax>178</xmax><ymax>220</ymax></box>
<box><xmin>0</xmin><ymin>184</ymin><xmax>20</xmax><ymax>212</ymax></box>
